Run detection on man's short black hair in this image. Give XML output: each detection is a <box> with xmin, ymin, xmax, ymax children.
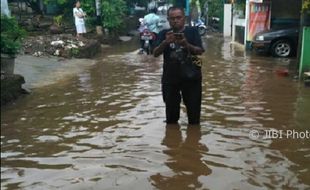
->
<box><xmin>167</xmin><ymin>6</ymin><xmax>185</xmax><ymax>16</ymax></box>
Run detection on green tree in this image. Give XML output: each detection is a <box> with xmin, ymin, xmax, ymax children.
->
<box><xmin>302</xmin><ymin>0</ymin><xmax>310</xmax><ymax>13</ymax></box>
<box><xmin>101</xmin><ymin>0</ymin><xmax>127</xmax><ymax>34</ymax></box>
<box><xmin>200</xmin><ymin>0</ymin><xmax>222</xmax><ymax>18</ymax></box>
<box><xmin>43</xmin><ymin>0</ymin><xmax>127</xmax><ymax>33</ymax></box>
<box><xmin>1</xmin><ymin>15</ymin><xmax>26</xmax><ymax>56</ymax></box>
<box><xmin>25</xmin><ymin>0</ymin><xmax>42</xmax><ymax>14</ymax></box>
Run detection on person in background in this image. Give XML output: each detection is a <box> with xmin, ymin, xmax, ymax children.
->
<box><xmin>73</xmin><ymin>1</ymin><xmax>86</xmax><ymax>39</ymax></box>
<box><xmin>144</xmin><ymin>8</ymin><xmax>161</xmax><ymax>36</ymax></box>
<box><xmin>138</xmin><ymin>8</ymin><xmax>161</xmax><ymax>54</ymax></box>
<box><xmin>147</xmin><ymin>0</ymin><xmax>157</xmax><ymax>12</ymax></box>
<box><xmin>153</xmin><ymin>6</ymin><xmax>204</xmax><ymax>125</ymax></box>
<box><xmin>202</xmin><ymin>1</ymin><xmax>209</xmax><ymax>26</ymax></box>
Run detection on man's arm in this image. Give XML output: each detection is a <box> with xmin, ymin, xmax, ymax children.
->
<box><xmin>74</xmin><ymin>10</ymin><xmax>83</xmax><ymax>18</ymax></box>
<box><xmin>191</xmin><ymin>28</ymin><xmax>204</xmax><ymax>55</ymax></box>
<box><xmin>153</xmin><ymin>40</ymin><xmax>168</xmax><ymax>57</ymax></box>
<box><xmin>185</xmin><ymin>43</ymin><xmax>204</xmax><ymax>55</ymax></box>
<box><xmin>177</xmin><ymin>28</ymin><xmax>204</xmax><ymax>55</ymax></box>
<box><xmin>153</xmin><ymin>31</ymin><xmax>175</xmax><ymax>57</ymax></box>
<box><xmin>176</xmin><ymin>38</ymin><xmax>204</xmax><ymax>55</ymax></box>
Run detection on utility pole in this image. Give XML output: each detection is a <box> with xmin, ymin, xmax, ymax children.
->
<box><xmin>186</xmin><ymin>0</ymin><xmax>191</xmax><ymax>26</ymax></box>
<box><xmin>95</xmin><ymin>0</ymin><xmax>103</xmax><ymax>35</ymax></box>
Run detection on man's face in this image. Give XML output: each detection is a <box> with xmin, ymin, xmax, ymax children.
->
<box><xmin>168</xmin><ymin>9</ymin><xmax>185</xmax><ymax>31</ymax></box>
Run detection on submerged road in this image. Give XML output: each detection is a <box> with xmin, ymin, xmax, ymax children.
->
<box><xmin>1</xmin><ymin>34</ymin><xmax>310</xmax><ymax>189</ymax></box>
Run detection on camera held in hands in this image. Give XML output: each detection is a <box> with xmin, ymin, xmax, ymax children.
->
<box><xmin>174</xmin><ymin>33</ymin><xmax>183</xmax><ymax>40</ymax></box>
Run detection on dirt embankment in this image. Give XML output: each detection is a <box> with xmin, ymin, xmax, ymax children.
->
<box><xmin>22</xmin><ymin>33</ymin><xmax>101</xmax><ymax>59</ymax></box>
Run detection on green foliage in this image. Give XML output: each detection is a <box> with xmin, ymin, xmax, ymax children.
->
<box><xmin>53</xmin><ymin>15</ymin><xmax>63</xmax><ymax>26</ymax></box>
<box><xmin>234</xmin><ymin>0</ymin><xmax>246</xmax><ymax>11</ymax></box>
<box><xmin>124</xmin><ymin>0</ymin><xmax>148</xmax><ymax>7</ymax></box>
<box><xmin>44</xmin><ymin>0</ymin><xmax>127</xmax><ymax>33</ymax></box>
<box><xmin>71</xmin><ymin>48</ymin><xmax>80</xmax><ymax>57</ymax></box>
<box><xmin>191</xmin><ymin>0</ymin><xmax>198</xmax><ymax>6</ymax></box>
<box><xmin>44</xmin><ymin>0</ymin><xmax>71</xmax><ymax>5</ymax></box>
<box><xmin>44</xmin><ymin>0</ymin><xmax>76</xmax><ymax>18</ymax></box>
<box><xmin>1</xmin><ymin>15</ymin><xmax>26</xmax><ymax>56</ymax></box>
<box><xmin>84</xmin><ymin>16</ymin><xmax>97</xmax><ymax>30</ymax></box>
<box><xmin>101</xmin><ymin>0</ymin><xmax>127</xmax><ymax>33</ymax></box>
<box><xmin>302</xmin><ymin>0</ymin><xmax>310</xmax><ymax>13</ymax></box>
<box><xmin>234</xmin><ymin>0</ymin><xmax>246</xmax><ymax>18</ymax></box>
<box><xmin>200</xmin><ymin>0</ymin><xmax>222</xmax><ymax>18</ymax></box>
<box><xmin>81</xmin><ymin>0</ymin><xmax>96</xmax><ymax>16</ymax></box>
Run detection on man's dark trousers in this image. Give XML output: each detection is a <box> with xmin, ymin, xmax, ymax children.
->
<box><xmin>162</xmin><ymin>80</ymin><xmax>201</xmax><ymax>125</ymax></box>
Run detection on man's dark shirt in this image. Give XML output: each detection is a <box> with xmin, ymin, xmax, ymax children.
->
<box><xmin>154</xmin><ymin>26</ymin><xmax>204</xmax><ymax>84</ymax></box>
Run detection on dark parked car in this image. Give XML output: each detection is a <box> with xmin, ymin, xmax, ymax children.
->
<box><xmin>252</xmin><ymin>28</ymin><xmax>299</xmax><ymax>57</ymax></box>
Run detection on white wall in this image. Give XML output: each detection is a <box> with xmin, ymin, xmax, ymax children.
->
<box><xmin>1</xmin><ymin>0</ymin><xmax>10</xmax><ymax>16</ymax></box>
<box><xmin>223</xmin><ymin>4</ymin><xmax>232</xmax><ymax>37</ymax></box>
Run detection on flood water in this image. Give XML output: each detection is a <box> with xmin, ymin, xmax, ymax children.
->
<box><xmin>1</xmin><ymin>35</ymin><xmax>310</xmax><ymax>190</ymax></box>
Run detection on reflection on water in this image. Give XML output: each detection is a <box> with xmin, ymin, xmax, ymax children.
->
<box><xmin>151</xmin><ymin>125</ymin><xmax>211</xmax><ymax>190</ymax></box>
<box><xmin>1</xmin><ymin>35</ymin><xmax>310</xmax><ymax>189</ymax></box>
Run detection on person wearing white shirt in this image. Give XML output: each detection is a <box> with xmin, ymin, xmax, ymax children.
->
<box><xmin>73</xmin><ymin>1</ymin><xmax>86</xmax><ymax>39</ymax></box>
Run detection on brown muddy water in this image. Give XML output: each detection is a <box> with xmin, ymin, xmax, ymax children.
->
<box><xmin>1</xmin><ymin>35</ymin><xmax>310</xmax><ymax>190</ymax></box>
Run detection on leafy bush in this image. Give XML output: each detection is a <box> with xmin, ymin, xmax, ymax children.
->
<box><xmin>81</xmin><ymin>1</ymin><xmax>96</xmax><ymax>16</ymax></box>
<box><xmin>53</xmin><ymin>15</ymin><xmax>64</xmax><ymax>26</ymax></box>
<box><xmin>1</xmin><ymin>15</ymin><xmax>26</xmax><ymax>56</ymax></box>
<box><xmin>200</xmin><ymin>0</ymin><xmax>222</xmax><ymax>18</ymax></box>
<box><xmin>302</xmin><ymin>0</ymin><xmax>310</xmax><ymax>13</ymax></box>
<box><xmin>81</xmin><ymin>0</ymin><xmax>127</xmax><ymax>34</ymax></box>
<box><xmin>71</xmin><ymin>47</ymin><xmax>79</xmax><ymax>57</ymax></box>
<box><xmin>101</xmin><ymin>0</ymin><xmax>127</xmax><ymax>34</ymax></box>
<box><xmin>44</xmin><ymin>0</ymin><xmax>128</xmax><ymax>33</ymax></box>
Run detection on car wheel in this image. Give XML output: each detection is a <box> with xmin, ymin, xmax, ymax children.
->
<box><xmin>271</xmin><ymin>40</ymin><xmax>292</xmax><ymax>57</ymax></box>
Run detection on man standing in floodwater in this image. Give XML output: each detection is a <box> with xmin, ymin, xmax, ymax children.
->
<box><xmin>153</xmin><ymin>6</ymin><xmax>204</xmax><ymax>125</ymax></box>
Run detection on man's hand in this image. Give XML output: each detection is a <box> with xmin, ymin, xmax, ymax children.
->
<box><xmin>154</xmin><ymin>31</ymin><xmax>175</xmax><ymax>57</ymax></box>
<box><xmin>165</xmin><ymin>31</ymin><xmax>175</xmax><ymax>44</ymax></box>
<box><xmin>166</xmin><ymin>32</ymin><xmax>189</xmax><ymax>48</ymax></box>
<box><xmin>175</xmin><ymin>33</ymin><xmax>188</xmax><ymax>47</ymax></box>
<box><xmin>174</xmin><ymin>33</ymin><xmax>204</xmax><ymax>55</ymax></box>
